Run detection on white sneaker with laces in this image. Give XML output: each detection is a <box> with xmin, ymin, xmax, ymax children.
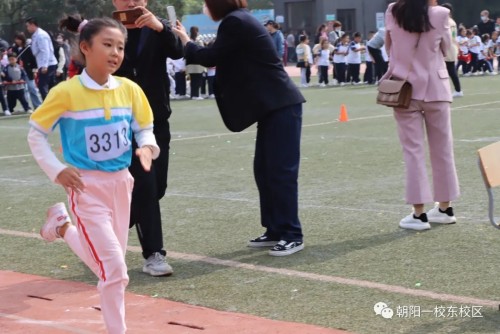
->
<box><xmin>4</xmin><ymin>110</ymin><xmax>11</xmax><ymax>116</ymax></box>
<box><xmin>192</xmin><ymin>96</ymin><xmax>204</xmax><ymax>100</ymax></box>
<box><xmin>41</xmin><ymin>202</ymin><xmax>71</xmax><ymax>242</ymax></box>
<box><xmin>399</xmin><ymin>213</ymin><xmax>431</xmax><ymax>231</ymax></box>
<box><xmin>427</xmin><ymin>206</ymin><xmax>456</xmax><ymax>224</ymax></box>
<box><xmin>143</xmin><ymin>252</ymin><xmax>173</xmax><ymax>276</ymax></box>
<box><xmin>452</xmin><ymin>91</ymin><xmax>464</xmax><ymax>98</ymax></box>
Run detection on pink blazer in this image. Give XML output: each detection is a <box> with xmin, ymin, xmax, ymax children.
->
<box><xmin>383</xmin><ymin>4</ymin><xmax>452</xmax><ymax>102</ymax></box>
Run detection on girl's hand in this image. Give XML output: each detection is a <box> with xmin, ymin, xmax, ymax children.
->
<box><xmin>136</xmin><ymin>146</ymin><xmax>153</xmax><ymax>172</ymax></box>
<box><xmin>56</xmin><ymin>167</ymin><xmax>85</xmax><ymax>194</ymax></box>
<box><xmin>171</xmin><ymin>20</ymin><xmax>190</xmax><ymax>45</ymax></box>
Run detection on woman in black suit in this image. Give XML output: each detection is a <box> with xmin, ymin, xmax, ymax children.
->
<box><xmin>172</xmin><ymin>0</ymin><xmax>306</xmax><ymax>256</ymax></box>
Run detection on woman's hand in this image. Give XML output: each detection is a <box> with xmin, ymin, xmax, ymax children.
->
<box><xmin>171</xmin><ymin>20</ymin><xmax>191</xmax><ymax>46</ymax></box>
<box><xmin>56</xmin><ymin>167</ymin><xmax>85</xmax><ymax>194</ymax></box>
<box><xmin>136</xmin><ymin>146</ymin><xmax>153</xmax><ymax>172</ymax></box>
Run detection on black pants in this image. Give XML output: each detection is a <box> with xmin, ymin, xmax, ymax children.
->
<box><xmin>7</xmin><ymin>89</ymin><xmax>30</xmax><ymax>111</ymax></box>
<box><xmin>207</xmin><ymin>76</ymin><xmax>215</xmax><ymax>95</ymax></box>
<box><xmin>364</xmin><ymin>61</ymin><xmax>374</xmax><ymax>84</ymax></box>
<box><xmin>174</xmin><ymin>72</ymin><xmax>186</xmax><ymax>96</ymax></box>
<box><xmin>456</xmin><ymin>59</ymin><xmax>469</xmax><ymax>74</ymax></box>
<box><xmin>189</xmin><ymin>73</ymin><xmax>203</xmax><ymax>97</ymax></box>
<box><xmin>446</xmin><ymin>61</ymin><xmax>461</xmax><ymax>93</ymax></box>
<box><xmin>334</xmin><ymin>63</ymin><xmax>347</xmax><ymax>83</ymax></box>
<box><xmin>469</xmin><ymin>52</ymin><xmax>479</xmax><ymax>73</ymax></box>
<box><xmin>348</xmin><ymin>64</ymin><xmax>360</xmax><ymax>83</ymax></box>
<box><xmin>129</xmin><ymin>122</ymin><xmax>171</xmax><ymax>259</ymax></box>
<box><xmin>254</xmin><ymin>104</ymin><xmax>303</xmax><ymax>241</ymax></box>
<box><xmin>318</xmin><ymin>65</ymin><xmax>329</xmax><ymax>84</ymax></box>
<box><xmin>38</xmin><ymin>65</ymin><xmax>57</xmax><ymax>100</ymax></box>
<box><xmin>368</xmin><ymin>46</ymin><xmax>388</xmax><ymax>81</ymax></box>
<box><xmin>200</xmin><ymin>73</ymin><xmax>207</xmax><ymax>95</ymax></box>
<box><xmin>0</xmin><ymin>86</ymin><xmax>7</xmax><ymax>111</ymax></box>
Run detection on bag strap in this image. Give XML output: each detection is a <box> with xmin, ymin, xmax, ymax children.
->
<box><xmin>404</xmin><ymin>33</ymin><xmax>421</xmax><ymax>80</ymax></box>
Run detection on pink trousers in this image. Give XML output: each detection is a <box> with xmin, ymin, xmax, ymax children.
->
<box><xmin>394</xmin><ymin>100</ymin><xmax>460</xmax><ymax>204</ymax></box>
<box><xmin>63</xmin><ymin>169</ymin><xmax>134</xmax><ymax>334</ymax></box>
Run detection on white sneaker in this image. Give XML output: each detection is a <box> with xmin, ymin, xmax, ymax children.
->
<box><xmin>452</xmin><ymin>91</ymin><xmax>464</xmax><ymax>98</ymax></box>
<box><xmin>427</xmin><ymin>206</ymin><xmax>456</xmax><ymax>224</ymax></box>
<box><xmin>340</xmin><ymin>82</ymin><xmax>346</xmax><ymax>87</ymax></box>
<box><xmin>209</xmin><ymin>94</ymin><xmax>215</xmax><ymax>99</ymax></box>
<box><xmin>301</xmin><ymin>84</ymin><xmax>309</xmax><ymax>88</ymax></box>
<box><xmin>399</xmin><ymin>213</ymin><xmax>431</xmax><ymax>231</ymax></box>
<box><xmin>488</xmin><ymin>71</ymin><xmax>498</xmax><ymax>75</ymax></box>
<box><xmin>143</xmin><ymin>252</ymin><xmax>173</xmax><ymax>276</ymax></box>
<box><xmin>41</xmin><ymin>202</ymin><xmax>71</xmax><ymax>242</ymax></box>
<box><xmin>319</xmin><ymin>83</ymin><xmax>326</xmax><ymax>87</ymax></box>
<box><xmin>4</xmin><ymin>110</ymin><xmax>11</xmax><ymax>116</ymax></box>
<box><xmin>463</xmin><ymin>73</ymin><xmax>471</xmax><ymax>77</ymax></box>
<box><xmin>192</xmin><ymin>96</ymin><xmax>204</xmax><ymax>100</ymax></box>
<box><xmin>26</xmin><ymin>109</ymin><xmax>33</xmax><ymax>114</ymax></box>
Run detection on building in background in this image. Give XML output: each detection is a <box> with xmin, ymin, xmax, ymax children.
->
<box><xmin>272</xmin><ymin>0</ymin><xmax>389</xmax><ymax>40</ymax></box>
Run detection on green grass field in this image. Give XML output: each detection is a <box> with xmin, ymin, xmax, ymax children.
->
<box><xmin>1</xmin><ymin>75</ymin><xmax>500</xmax><ymax>334</ymax></box>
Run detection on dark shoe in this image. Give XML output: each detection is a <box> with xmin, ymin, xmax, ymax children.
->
<box><xmin>248</xmin><ymin>233</ymin><xmax>280</xmax><ymax>248</ymax></box>
<box><xmin>268</xmin><ymin>240</ymin><xmax>304</xmax><ymax>256</ymax></box>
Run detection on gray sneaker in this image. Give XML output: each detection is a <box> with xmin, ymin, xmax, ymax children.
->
<box><xmin>142</xmin><ymin>252</ymin><xmax>173</xmax><ymax>277</ymax></box>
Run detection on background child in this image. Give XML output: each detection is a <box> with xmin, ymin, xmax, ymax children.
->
<box><xmin>456</xmin><ymin>27</ymin><xmax>470</xmax><ymax>76</ymax></box>
<box><xmin>27</xmin><ymin>16</ymin><xmax>159</xmax><ymax>334</ymax></box>
<box><xmin>333</xmin><ymin>34</ymin><xmax>349</xmax><ymax>86</ymax></box>
<box><xmin>346</xmin><ymin>32</ymin><xmax>365</xmax><ymax>85</ymax></box>
<box><xmin>315</xmin><ymin>38</ymin><xmax>334</xmax><ymax>87</ymax></box>
<box><xmin>296</xmin><ymin>34</ymin><xmax>311</xmax><ymax>87</ymax></box>
<box><xmin>1</xmin><ymin>52</ymin><xmax>31</xmax><ymax>113</ymax></box>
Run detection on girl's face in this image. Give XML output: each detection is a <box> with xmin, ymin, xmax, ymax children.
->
<box><xmin>460</xmin><ymin>29</ymin><xmax>466</xmax><ymax>36</ymax></box>
<box><xmin>321</xmin><ymin>41</ymin><xmax>329</xmax><ymax>49</ymax></box>
<box><xmin>343</xmin><ymin>36</ymin><xmax>350</xmax><ymax>44</ymax></box>
<box><xmin>81</xmin><ymin>27</ymin><xmax>125</xmax><ymax>76</ymax></box>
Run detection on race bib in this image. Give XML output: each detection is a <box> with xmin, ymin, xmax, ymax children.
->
<box><xmin>85</xmin><ymin>120</ymin><xmax>130</xmax><ymax>161</ymax></box>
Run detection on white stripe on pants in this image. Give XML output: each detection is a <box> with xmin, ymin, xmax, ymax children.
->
<box><xmin>63</xmin><ymin>169</ymin><xmax>134</xmax><ymax>334</ymax></box>
<box><xmin>393</xmin><ymin>100</ymin><xmax>460</xmax><ymax>204</ymax></box>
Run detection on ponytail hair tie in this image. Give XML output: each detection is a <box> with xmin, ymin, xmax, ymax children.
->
<box><xmin>77</xmin><ymin>19</ymin><xmax>89</xmax><ymax>33</ymax></box>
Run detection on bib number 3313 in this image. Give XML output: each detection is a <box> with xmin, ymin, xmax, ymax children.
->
<box><xmin>85</xmin><ymin>120</ymin><xmax>131</xmax><ymax>161</ymax></box>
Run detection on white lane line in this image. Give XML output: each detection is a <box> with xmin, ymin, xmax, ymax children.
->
<box><xmin>0</xmin><ymin>228</ymin><xmax>497</xmax><ymax>308</ymax></box>
<box><xmin>0</xmin><ymin>154</ymin><xmax>32</xmax><ymax>160</ymax></box>
<box><xmin>0</xmin><ymin>312</ymin><xmax>94</xmax><ymax>334</ymax></box>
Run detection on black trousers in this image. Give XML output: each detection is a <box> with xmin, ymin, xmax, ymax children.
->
<box><xmin>318</xmin><ymin>65</ymin><xmax>329</xmax><ymax>84</ymax></box>
<box><xmin>368</xmin><ymin>46</ymin><xmax>388</xmax><ymax>81</ymax></box>
<box><xmin>189</xmin><ymin>73</ymin><xmax>203</xmax><ymax>97</ymax></box>
<box><xmin>446</xmin><ymin>61</ymin><xmax>461</xmax><ymax>93</ymax></box>
<box><xmin>207</xmin><ymin>76</ymin><xmax>215</xmax><ymax>95</ymax></box>
<box><xmin>334</xmin><ymin>63</ymin><xmax>347</xmax><ymax>83</ymax></box>
<box><xmin>174</xmin><ymin>71</ymin><xmax>186</xmax><ymax>96</ymax></box>
<box><xmin>0</xmin><ymin>86</ymin><xmax>7</xmax><ymax>111</ymax></box>
<box><xmin>348</xmin><ymin>63</ymin><xmax>360</xmax><ymax>83</ymax></box>
<box><xmin>7</xmin><ymin>89</ymin><xmax>30</xmax><ymax>111</ymax></box>
<box><xmin>364</xmin><ymin>61</ymin><xmax>374</xmax><ymax>84</ymax></box>
<box><xmin>129</xmin><ymin>122</ymin><xmax>171</xmax><ymax>259</ymax></box>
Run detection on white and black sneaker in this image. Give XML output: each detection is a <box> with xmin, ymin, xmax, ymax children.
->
<box><xmin>268</xmin><ymin>240</ymin><xmax>304</xmax><ymax>256</ymax></box>
<box><xmin>248</xmin><ymin>233</ymin><xmax>280</xmax><ymax>248</ymax></box>
<box><xmin>427</xmin><ymin>206</ymin><xmax>456</xmax><ymax>224</ymax></box>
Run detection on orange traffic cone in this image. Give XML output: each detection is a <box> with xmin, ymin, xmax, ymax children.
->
<box><xmin>338</xmin><ymin>104</ymin><xmax>349</xmax><ymax>122</ymax></box>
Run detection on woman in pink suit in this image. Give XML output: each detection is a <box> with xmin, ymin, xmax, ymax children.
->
<box><xmin>384</xmin><ymin>0</ymin><xmax>460</xmax><ymax>231</ymax></box>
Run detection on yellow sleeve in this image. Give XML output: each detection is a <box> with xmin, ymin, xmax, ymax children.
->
<box><xmin>29</xmin><ymin>84</ymin><xmax>68</xmax><ymax>133</ymax></box>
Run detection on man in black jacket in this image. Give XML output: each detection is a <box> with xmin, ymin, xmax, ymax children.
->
<box><xmin>112</xmin><ymin>0</ymin><xmax>183</xmax><ymax>276</ymax></box>
<box><xmin>477</xmin><ymin>10</ymin><xmax>495</xmax><ymax>36</ymax></box>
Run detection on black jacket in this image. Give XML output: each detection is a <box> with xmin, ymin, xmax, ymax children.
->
<box><xmin>12</xmin><ymin>45</ymin><xmax>37</xmax><ymax>80</ymax></box>
<box><xmin>114</xmin><ymin>18</ymin><xmax>183</xmax><ymax>128</ymax></box>
<box><xmin>184</xmin><ymin>9</ymin><xmax>305</xmax><ymax>132</ymax></box>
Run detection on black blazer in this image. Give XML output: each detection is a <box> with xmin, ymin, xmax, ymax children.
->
<box><xmin>114</xmin><ymin>19</ymin><xmax>184</xmax><ymax>128</ymax></box>
<box><xmin>185</xmin><ymin>9</ymin><xmax>305</xmax><ymax>132</ymax></box>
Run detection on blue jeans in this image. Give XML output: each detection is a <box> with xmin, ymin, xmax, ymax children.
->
<box><xmin>26</xmin><ymin>80</ymin><xmax>42</xmax><ymax>109</ymax></box>
<box><xmin>37</xmin><ymin>65</ymin><xmax>57</xmax><ymax>100</ymax></box>
<box><xmin>254</xmin><ymin>103</ymin><xmax>303</xmax><ymax>242</ymax></box>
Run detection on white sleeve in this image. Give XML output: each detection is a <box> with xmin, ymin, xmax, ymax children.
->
<box><xmin>57</xmin><ymin>48</ymin><xmax>66</xmax><ymax>74</ymax></box>
<box><xmin>27</xmin><ymin>127</ymin><xmax>67</xmax><ymax>182</ymax></box>
<box><xmin>134</xmin><ymin>129</ymin><xmax>160</xmax><ymax>160</ymax></box>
